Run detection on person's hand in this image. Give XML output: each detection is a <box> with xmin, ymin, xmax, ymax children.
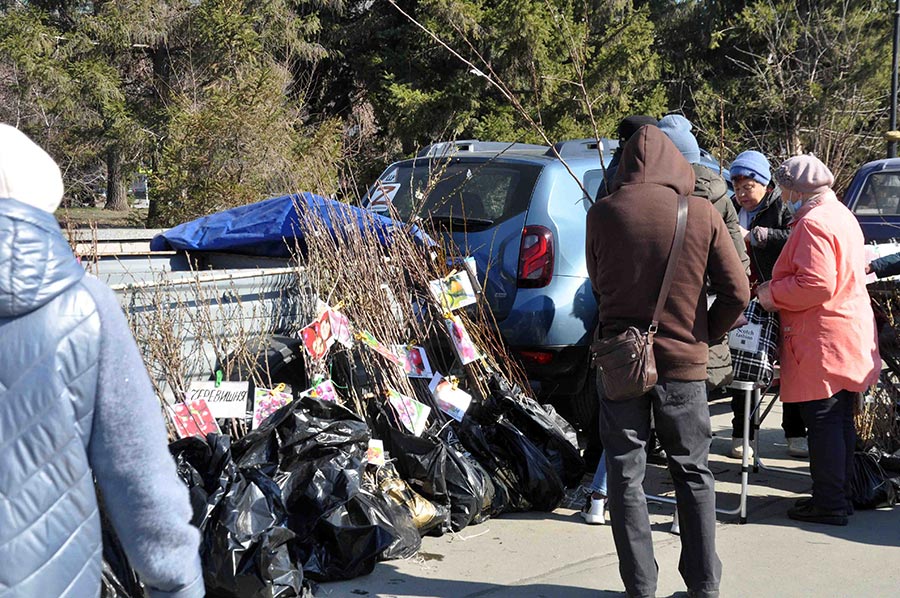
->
<box><xmin>756</xmin><ymin>281</ymin><xmax>776</xmax><ymax>312</ymax></box>
<box><xmin>865</xmin><ymin>263</ymin><xmax>873</xmax><ymax>275</ymax></box>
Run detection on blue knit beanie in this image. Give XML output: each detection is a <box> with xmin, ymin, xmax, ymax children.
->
<box><xmin>730</xmin><ymin>150</ymin><xmax>771</xmax><ymax>186</ymax></box>
<box><xmin>658</xmin><ymin>114</ymin><xmax>701</xmax><ymax>164</ymax></box>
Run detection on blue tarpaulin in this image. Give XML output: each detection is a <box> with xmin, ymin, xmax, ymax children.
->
<box><xmin>150</xmin><ymin>192</ymin><xmax>432</xmax><ymax>257</ymax></box>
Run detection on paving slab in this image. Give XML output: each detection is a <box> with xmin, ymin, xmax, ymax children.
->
<box><xmin>319</xmin><ymin>397</ymin><xmax>900</xmax><ymax>598</ymax></box>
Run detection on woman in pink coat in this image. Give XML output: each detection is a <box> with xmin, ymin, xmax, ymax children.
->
<box><xmin>757</xmin><ymin>154</ymin><xmax>881</xmax><ymax>526</ymax></box>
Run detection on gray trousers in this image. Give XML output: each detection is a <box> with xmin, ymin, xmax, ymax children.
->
<box><xmin>599</xmin><ymin>378</ymin><xmax>721</xmax><ymax>598</ymax></box>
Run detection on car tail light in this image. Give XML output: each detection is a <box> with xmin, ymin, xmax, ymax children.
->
<box><xmin>516</xmin><ymin>350</ymin><xmax>555</xmax><ymax>366</ymax></box>
<box><xmin>517</xmin><ymin>225</ymin><xmax>554</xmax><ymax>288</ymax></box>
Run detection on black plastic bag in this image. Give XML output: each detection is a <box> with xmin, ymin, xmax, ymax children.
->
<box><xmin>440</xmin><ymin>438</ymin><xmax>485</xmax><ymax>531</ymax></box>
<box><xmin>442</xmin><ymin>428</ymin><xmax>495</xmax><ymax>526</ymax></box>
<box><xmin>374</xmin><ymin>462</ymin><xmax>448</xmax><ymax>537</ymax></box>
<box><xmin>203</xmin><ymin>470</ymin><xmax>310</xmax><ymax>597</ymax></box>
<box><xmin>233</xmin><ymin>396</ymin><xmax>370</xmax><ymax>473</ymax></box>
<box><xmin>488</xmin><ymin>420</ymin><xmax>566</xmax><ymax>511</ymax></box>
<box><xmin>850</xmin><ymin>451</ymin><xmax>897</xmax><ymax>510</ymax></box>
<box><xmin>233</xmin><ymin>397</ymin><xmax>414</xmax><ymax>581</ymax></box>
<box><xmin>299</xmin><ymin>490</ymin><xmax>398</xmax><ymax>581</ymax></box>
<box><xmin>384</xmin><ymin>427</ymin><xmax>451</xmax><ymax>511</ymax></box>
<box><xmin>170</xmin><ymin>436</ymin><xmax>314</xmax><ymax>598</ymax></box>
<box><xmin>485</xmin><ymin>375</ymin><xmax>585</xmax><ymax>488</ymax></box>
<box><xmin>879</xmin><ymin>448</ymin><xmax>900</xmax><ymax>496</ymax></box>
<box><xmin>100</xmin><ymin>561</ymin><xmax>137</xmax><ymax>598</ymax></box>
<box><xmin>170</xmin><ymin>434</ymin><xmax>236</xmax><ymax>529</ymax></box>
<box><xmin>455</xmin><ymin>418</ymin><xmax>521</xmax><ymax>514</ymax></box>
<box><xmin>233</xmin><ymin>397</ymin><xmax>370</xmax><ymax>541</ymax></box>
<box><xmin>368</xmin><ymin>489</ymin><xmax>422</xmax><ymax>561</ymax></box>
<box><xmin>455</xmin><ymin>417</ymin><xmax>565</xmax><ymax>512</ymax></box>
<box><xmin>378</xmin><ymin>407</ymin><xmax>490</xmax><ymax>532</ymax></box>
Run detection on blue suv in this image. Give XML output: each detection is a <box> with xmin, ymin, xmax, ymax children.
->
<box><xmin>365</xmin><ymin>139</ymin><xmax>724</xmax><ymax>427</ymax></box>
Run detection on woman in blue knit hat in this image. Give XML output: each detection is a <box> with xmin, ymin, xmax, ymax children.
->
<box><xmin>729</xmin><ymin>150</ymin><xmax>808</xmax><ymax>460</ymax></box>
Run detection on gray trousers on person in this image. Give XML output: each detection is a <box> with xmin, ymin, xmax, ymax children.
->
<box><xmin>599</xmin><ymin>378</ymin><xmax>721</xmax><ymax>598</ymax></box>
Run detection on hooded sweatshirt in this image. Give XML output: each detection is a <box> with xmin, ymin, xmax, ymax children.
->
<box><xmin>586</xmin><ymin>126</ymin><xmax>750</xmax><ymax>380</ymax></box>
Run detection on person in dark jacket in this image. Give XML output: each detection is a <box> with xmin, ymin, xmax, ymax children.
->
<box><xmin>868</xmin><ymin>251</ymin><xmax>900</xmax><ymax>278</ymax></box>
<box><xmin>0</xmin><ymin>124</ymin><xmax>204</xmax><ymax>598</ymax></box>
<box><xmin>586</xmin><ymin>126</ymin><xmax>749</xmax><ymax>598</ymax></box>
<box><xmin>582</xmin><ymin>113</ymin><xmax>660</xmax><ymax>525</ymax></box>
<box><xmin>596</xmin><ymin>114</ymin><xmax>658</xmax><ymax>199</ymax></box>
<box><xmin>729</xmin><ymin>150</ymin><xmax>808</xmax><ymax>460</ymax></box>
<box><xmin>659</xmin><ymin>115</ymin><xmax>750</xmax><ymax>393</ymax></box>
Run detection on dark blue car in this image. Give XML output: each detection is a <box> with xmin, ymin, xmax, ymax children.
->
<box><xmin>365</xmin><ymin>139</ymin><xmax>726</xmax><ymax>427</ymax></box>
<box><xmin>842</xmin><ymin>158</ymin><xmax>900</xmax><ymax>243</ymax></box>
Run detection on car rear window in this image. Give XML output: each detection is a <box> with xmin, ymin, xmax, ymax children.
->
<box><xmin>367</xmin><ymin>159</ymin><xmax>543</xmax><ymax>226</ymax></box>
<box><xmin>854</xmin><ymin>172</ymin><xmax>900</xmax><ymax>216</ymax></box>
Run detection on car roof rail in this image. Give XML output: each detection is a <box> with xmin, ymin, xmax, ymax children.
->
<box><xmin>416</xmin><ymin>140</ymin><xmax>550</xmax><ymax>158</ymax></box>
<box><xmin>548</xmin><ymin>138</ymin><xmax>618</xmax><ymax>159</ymax></box>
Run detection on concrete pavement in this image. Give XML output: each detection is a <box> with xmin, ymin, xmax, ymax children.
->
<box><xmin>319</xmin><ymin>396</ymin><xmax>900</xmax><ymax>598</ymax></box>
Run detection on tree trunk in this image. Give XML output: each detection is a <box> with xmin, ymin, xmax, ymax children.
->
<box><xmin>146</xmin><ymin>46</ymin><xmax>171</xmax><ymax>226</ymax></box>
<box><xmin>105</xmin><ymin>145</ymin><xmax>129</xmax><ymax>211</ymax></box>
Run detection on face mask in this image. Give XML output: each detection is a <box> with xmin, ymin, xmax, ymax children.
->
<box><xmin>785</xmin><ymin>191</ymin><xmax>822</xmax><ymax>215</ymax></box>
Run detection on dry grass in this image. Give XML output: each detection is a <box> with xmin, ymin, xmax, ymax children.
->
<box><xmin>56</xmin><ymin>207</ymin><xmax>149</xmax><ymax>229</ymax></box>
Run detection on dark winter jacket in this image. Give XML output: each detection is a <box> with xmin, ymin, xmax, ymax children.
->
<box><xmin>737</xmin><ymin>187</ymin><xmax>792</xmax><ymax>283</ymax></box>
<box><xmin>870</xmin><ymin>251</ymin><xmax>900</xmax><ymax>279</ymax></box>
<box><xmin>586</xmin><ymin>126</ymin><xmax>750</xmax><ymax>381</ymax></box>
<box><xmin>0</xmin><ymin>199</ymin><xmax>204</xmax><ymax>598</ymax></box>
<box><xmin>691</xmin><ymin>163</ymin><xmax>749</xmax><ymax>390</ymax></box>
<box><xmin>692</xmin><ymin>163</ymin><xmax>750</xmax><ymax>275</ymax></box>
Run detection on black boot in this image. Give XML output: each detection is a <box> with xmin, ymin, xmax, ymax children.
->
<box><xmin>787</xmin><ymin>502</ymin><xmax>848</xmax><ymax>526</ymax></box>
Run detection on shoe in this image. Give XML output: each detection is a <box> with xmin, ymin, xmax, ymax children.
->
<box><xmin>647</xmin><ymin>448</ymin><xmax>668</xmax><ymax>465</ymax></box>
<box><xmin>795</xmin><ymin>496</ymin><xmax>854</xmax><ymax>516</ymax></box>
<box><xmin>730</xmin><ymin>437</ymin><xmax>754</xmax><ymax>460</ymax></box>
<box><xmin>787</xmin><ymin>437</ymin><xmax>809</xmax><ymax>458</ymax></box>
<box><xmin>647</xmin><ymin>438</ymin><xmax>667</xmax><ymax>465</ymax></box>
<box><xmin>787</xmin><ymin>503</ymin><xmax>848</xmax><ymax>526</ymax></box>
<box><xmin>580</xmin><ymin>495</ymin><xmax>606</xmax><ymax>525</ymax></box>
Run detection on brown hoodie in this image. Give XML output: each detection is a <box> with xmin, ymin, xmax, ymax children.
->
<box><xmin>586</xmin><ymin>126</ymin><xmax>750</xmax><ymax>381</ymax></box>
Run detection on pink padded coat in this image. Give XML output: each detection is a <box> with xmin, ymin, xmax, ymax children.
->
<box><xmin>763</xmin><ymin>191</ymin><xmax>881</xmax><ymax>403</ymax></box>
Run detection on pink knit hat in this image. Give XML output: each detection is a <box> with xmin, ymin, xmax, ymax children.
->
<box><xmin>773</xmin><ymin>154</ymin><xmax>834</xmax><ymax>194</ymax></box>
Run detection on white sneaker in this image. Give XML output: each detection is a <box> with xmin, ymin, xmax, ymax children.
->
<box><xmin>730</xmin><ymin>437</ymin><xmax>754</xmax><ymax>460</ymax></box>
<box><xmin>580</xmin><ymin>495</ymin><xmax>606</xmax><ymax>525</ymax></box>
<box><xmin>787</xmin><ymin>437</ymin><xmax>809</xmax><ymax>458</ymax></box>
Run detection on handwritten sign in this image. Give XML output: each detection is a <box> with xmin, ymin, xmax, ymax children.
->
<box><xmin>187</xmin><ymin>381</ymin><xmax>250</xmax><ymax>419</ymax></box>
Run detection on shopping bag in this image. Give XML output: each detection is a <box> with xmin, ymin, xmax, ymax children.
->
<box><xmin>728</xmin><ymin>299</ymin><xmax>779</xmax><ymax>385</ymax></box>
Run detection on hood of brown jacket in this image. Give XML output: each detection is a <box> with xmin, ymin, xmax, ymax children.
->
<box><xmin>612</xmin><ymin>125</ymin><xmax>696</xmax><ymax>196</ymax></box>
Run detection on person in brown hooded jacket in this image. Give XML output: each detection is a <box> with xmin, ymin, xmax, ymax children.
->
<box><xmin>586</xmin><ymin>126</ymin><xmax>749</xmax><ymax>598</ymax></box>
